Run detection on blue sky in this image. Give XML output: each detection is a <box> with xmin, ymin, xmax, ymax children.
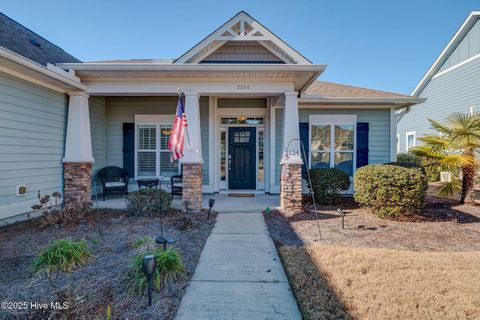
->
<box><xmin>2</xmin><ymin>0</ymin><xmax>479</xmax><ymax>94</ymax></box>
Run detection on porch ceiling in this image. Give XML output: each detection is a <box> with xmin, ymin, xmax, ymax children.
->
<box><xmin>56</xmin><ymin>63</ymin><xmax>326</xmax><ymax>92</ymax></box>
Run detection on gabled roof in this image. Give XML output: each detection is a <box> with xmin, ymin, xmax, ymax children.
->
<box><xmin>0</xmin><ymin>12</ymin><xmax>80</xmax><ymax>66</ymax></box>
<box><xmin>175</xmin><ymin>11</ymin><xmax>311</xmax><ymax>64</ymax></box>
<box><xmin>412</xmin><ymin>11</ymin><xmax>480</xmax><ymax>96</ymax></box>
<box><xmin>301</xmin><ymin>81</ymin><xmax>424</xmax><ymax>105</ymax></box>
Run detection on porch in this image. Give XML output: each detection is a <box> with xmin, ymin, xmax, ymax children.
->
<box><xmin>95</xmin><ymin>193</ymin><xmax>280</xmax><ymax>213</ymax></box>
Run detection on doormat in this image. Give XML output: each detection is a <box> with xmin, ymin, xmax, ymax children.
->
<box><xmin>228</xmin><ymin>193</ymin><xmax>254</xmax><ymax>197</ymax></box>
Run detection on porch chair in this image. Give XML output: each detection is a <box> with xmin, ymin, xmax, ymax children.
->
<box><xmin>97</xmin><ymin>166</ymin><xmax>130</xmax><ymax>201</ymax></box>
<box><xmin>170</xmin><ymin>174</ymin><xmax>183</xmax><ymax>199</ymax></box>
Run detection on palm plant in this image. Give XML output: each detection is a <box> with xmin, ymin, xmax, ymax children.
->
<box><xmin>410</xmin><ymin>112</ymin><xmax>480</xmax><ymax>204</ymax></box>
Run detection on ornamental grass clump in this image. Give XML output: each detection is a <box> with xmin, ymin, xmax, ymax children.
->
<box><xmin>127</xmin><ymin>248</ymin><xmax>186</xmax><ymax>296</ymax></box>
<box><xmin>30</xmin><ymin>239</ymin><xmax>93</xmax><ymax>277</ymax></box>
<box><xmin>126</xmin><ymin>189</ymin><xmax>172</xmax><ymax>217</ymax></box>
<box><xmin>308</xmin><ymin>168</ymin><xmax>350</xmax><ymax>204</ymax></box>
<box><xmin>354</xmin><ymin>164</ymin><xmax>428</xmax><ymax>218</ymax></box>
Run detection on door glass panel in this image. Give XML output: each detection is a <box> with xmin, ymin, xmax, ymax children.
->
<box><xmin>334</xmin><ymin>125</ymin><xmax>354</xmax><ymax>150</ymax></box>
<box><xmin>334</xmin><ymin>152</ymin><xmax>353</xmax><ymax>176</ymax></box>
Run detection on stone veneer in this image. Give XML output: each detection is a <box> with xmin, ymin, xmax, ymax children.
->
<box><xmin>63</xmin><ymin>163</ymin><xmax>92</xmax><ymax>207</ymax></box>
<box><xmin>280</xmin><ymin>163</ymin><xmax>303</xmax><ymax>213</ymax></box>
<box><xmin>182</xmin><ymin>163</ymin><xmax>203</xmax><ymax>211</ymax></box>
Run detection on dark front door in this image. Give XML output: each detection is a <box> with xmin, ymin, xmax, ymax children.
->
<box><xmin>228</xmin><ymin>127</ymin><xmax>256</xmax><ymax>189</ymax></box>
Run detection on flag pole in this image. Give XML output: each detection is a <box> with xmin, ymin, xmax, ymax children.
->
<box><xmin>177</xmin><ymin>88</ymin><xmax>191</xmax><ymax>149</ymax></box>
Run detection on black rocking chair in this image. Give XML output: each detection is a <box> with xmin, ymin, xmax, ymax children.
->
<box><xmin>97</xmin><ymin>166</ymin><xmax>129</xmax><ymax>201</ymax></box>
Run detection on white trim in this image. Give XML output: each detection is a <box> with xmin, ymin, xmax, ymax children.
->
<box><xmin>432</xmin><ymin>52</ymin><xmax>480</xmax><ymax>79</ymax></box>
<box><xmin>412</xmin><ymin>11</ymin><xmax>480</xmax><ymax>96</ymax></box>
<box><xmin>208</xmin><ymin>96</ymin><xmax>215</xmax><ymax>189</ymax></box>
<box><xmin>406</xmin><ymin>131</ymin><xmax>416</xmax><ymax>151</ymax></box>
<box><xmin>134</xmin><ymin>114</ymin><xmax>174</xmax><ymax>123</ymax></box>
<box><xmin>396</xmin><ymin>134</ymin><xmax>400</xmax><ymax>153</ymax></box>
<box><xmin>309</xmin><ymin>114</ymin><xmax>357</xmax><ymax>124</ymax></box>
<box><xmin>270</xmin><ymin>104</ymin><xmax>277</xmax><ymax>189</ymax></box>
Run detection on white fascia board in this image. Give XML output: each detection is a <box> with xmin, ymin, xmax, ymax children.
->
<box><xmin>0</xmin><ymin>47</ymin><xmax>87</xmax><ymax>91</ymax></box>
<box><xmin>299</xmin><ymin>95</ymin><xmax>426</xmax><ymax>105</ymax></box>
<box><xmin>56</xmin><ymin>63</ymin><xmax>326</xmax><ymax>73</ymax></box>
<box><xmin>412</xmin><ymin>11</ymin><xmax>480</xmax><ymax>96</ymax></box>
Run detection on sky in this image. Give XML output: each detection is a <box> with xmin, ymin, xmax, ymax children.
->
<box><xmin>2</xmin><ymin>0</ymin><xmax>479</xmax><ymax>94</ymax></box>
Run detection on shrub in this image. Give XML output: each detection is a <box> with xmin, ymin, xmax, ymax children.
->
<box><xmin>308</xmin><ymin>168</ymin><xmax>350</xmax><ymax>204</ymax></box>
<box><xmin>384</xmin><ymin>161</ymin><xmax>426</xmax><ymax>175</ymax></box>
<box><xmin>30</xmin><ymin>239</ymin><xmax>93</xmax><ymax>277</ymax></box>
<box><xmin>127</xmin><ymin>248</ymin><xmax>186</xmax><ymax>295</ymax></box>
<box><xmin>131</xmin><ymin>236</ymin><xmax>154</xmax><ymax>249</ymax></box>
<box><xmin>32</xmin><ymin>192</ymin><xmax>91</xmax><ymax>227</ymax></box>
<box><xmin>354</xmin><ymin>164</ymin><xmax>428</xmax><ymax>218</ymax></box>
<box><xmin>126</xmin><ymin>189</ymin><xmax>171</xmax><ymax>217</ymax></box>
<box><xmin>397</xmin><ymin>153</ymin><xmax>422</xmax><ymax>166</ymax></box>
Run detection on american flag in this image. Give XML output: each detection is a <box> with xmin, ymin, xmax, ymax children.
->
<box><xmin>168</xmin><ymin>95</ymin><xmax>188</xmax><ymax>160</ymax></box>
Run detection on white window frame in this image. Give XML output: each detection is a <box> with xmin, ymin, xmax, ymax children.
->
<box><xmin>396</xmin><ymin>134</ymin><xmax>400</xmax><ymax>153</ymax></box>
<box><xmin>134</xmin><ymin>115</ymin><xmax>179</xmax><ymax>179</ymax></box>
<box><xmin>406</xmin><ymin>131</ymin><xmax>416</xmax><ymax>151</ymax></box>
<box><xmin>308</xmin><ymin>114</ymin><xmax>357</xmax><ymax>176</ymax></box>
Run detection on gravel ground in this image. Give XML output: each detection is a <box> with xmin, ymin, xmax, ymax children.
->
<box><xmin>0</xmin><ymin>209</ymin><xmax>217</xmax><ymax>319</ymax></box>
<box><xmin>266</xmin><ymin>196</ymin><xmax>480</xmax><ymax>251</ymax></box>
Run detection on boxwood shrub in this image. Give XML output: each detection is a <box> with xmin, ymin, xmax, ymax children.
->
<box><xmin>126</xmin><ymin>189</ymin><xmax>171</xmax><ymax>217</ymax></box>
<box><xmin>354</xmin><ymin>164</ymin><xmax>428</xmax><ymax>218</ymax></box>
<box><xmin>308</xmin><ymin>168</ymin><xmax>350</xmax><ymax>204</ymax></box>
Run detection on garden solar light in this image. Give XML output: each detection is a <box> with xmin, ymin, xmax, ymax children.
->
<box><xmin>265</xmin><ymin>206</ymin><xmax>271</xmax><ymax>216</ymax></box>
<box><xmin>156</xmin><ymin>235</ymin><xmax>175</xmax><ymax>251</ymax></box>
<box><xmin>207</xmin><ymin>198</ymin><xmax>215</xmax><ymax>220</ymax></box>
<box><xmin>142</xmin><ymin>255</ymin><xmax>156</xmax><ymax>307</ymax></box>
<box><xmin>337</xmin><ymin>208</ymin><xmax>345</xmax><ymax>229</ymax></box>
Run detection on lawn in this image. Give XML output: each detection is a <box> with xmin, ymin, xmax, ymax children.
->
<box><xmin>266</xmin><ymin>196</ymin><xmax>480</xmax><ymax>320</ymax></box>
<box><xmin>0</xmin><ymin>209</ymin><xmax>217</xmax><ymax>319</ymax></box>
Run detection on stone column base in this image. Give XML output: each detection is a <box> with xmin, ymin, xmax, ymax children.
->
<box><xmin>280</xmin><ymin>163</ymin><xmax>303</xmax><ymax>214</ymax></box>
<box><xmin>64</xmin><ymin>163</ymin><xmax>92</xmax><ymax>208</ymax></box>
<box><xmin>182</xmin><ymin>163</ymin><xmax>203</xmax><ymax>212</ymax></box>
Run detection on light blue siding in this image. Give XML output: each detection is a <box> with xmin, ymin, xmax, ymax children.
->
<box><xmin>0</xmin><ymin>71</ymin><xmax>67</xmax><ymax>217</ymax></box>
<box><xmin>105</xmin><ymin>96</ymin><xmax>209</xmax><ymax>185</ymax></box>
<box><xmin>89</xmin><ymin>96</ymin><xmax>106</xmax><ymax>193</ymax></box>
<box><xmin>274</xmin><ymin>108</ymin><xmax>391</xmax><ymax>186</ymax></box>
<box><xmin>398</xmin><ymin>51</ymin><xmax>480</xmax><ymax>152</ymax></box>
<box><xmin>439</xmin><ymin>18</ymin><xmax>480</xmax><ymax>72</ymax></box>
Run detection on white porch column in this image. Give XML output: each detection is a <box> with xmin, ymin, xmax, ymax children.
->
<box><xmin>280</xmin><ymin>92</ymin><xmax>303</xmax><ymax>213</ymax></box>
<box><xmin>281</xmin><ymin>92</ymin><xmax>302</xmax><ymax>164</ymax></box>
<box><xmin>182</xmin><ymin>92</ymin><xmax>203</xmax><ymax>212</ymax></box>
<box><xmin>63</xmin><ymin>92</ymin><xmax>94</xmax><ymax>163</ymax></box>
<box><xmin>182</xmin><ymin>92</ymin><xmax>203</xmax><ymax>164</ymax></box>
<box><xmin>62</xmin><ymin>92</ymin><xmax>94</xmax><ymax>206</ymax></box>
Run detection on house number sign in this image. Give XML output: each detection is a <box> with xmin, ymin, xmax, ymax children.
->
<box><xmin>236</xmin><ymin>84</ymin><xmax>250</xmax><ymax>90</ymax></box>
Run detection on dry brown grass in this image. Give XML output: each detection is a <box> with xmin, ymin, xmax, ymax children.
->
<box><xmin>279</xmin><ymin>245</ymin><xmax>480</xmax><ymax>320</ymax></box>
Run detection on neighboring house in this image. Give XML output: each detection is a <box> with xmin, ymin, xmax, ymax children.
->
<box><xmin>0</xmin><ymin>11</ymin><xmax>421</xmax><ymax>219</ymax></box>
<box><xmin>398</xmin><ymin>11</ymin><xmax>480</xmax><ymax>152</ymax></box>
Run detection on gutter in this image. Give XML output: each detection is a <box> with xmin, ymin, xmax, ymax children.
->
<box><xmin>0</xmin><ymin>47</ymin><xmax>87</xmax><ymax>91</ymax></box>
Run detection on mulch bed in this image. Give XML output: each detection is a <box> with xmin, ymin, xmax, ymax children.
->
<box><xmin>0</xmin><ymin>209</ymin><xmax>217</xmax><ymax>320</ymax></box>
<box><xmin>265</xmin><ymin>196</ymin><xmax>480</xmax><ymax>251</ymax></box>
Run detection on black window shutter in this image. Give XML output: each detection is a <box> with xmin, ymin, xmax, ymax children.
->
<box><xmin>356</xmin><ymin>122</ymin><xmax>369</xmax><ymax>169</ymax></box>
<box><xmin>123</xmin><ymin>123</ymin><xmax>135</xmax><ymax>178</ymax></box>
<box><xmin>299</xmin><ymin>122</ymin><xmax>309</xmax><ymax>178</ymax></box>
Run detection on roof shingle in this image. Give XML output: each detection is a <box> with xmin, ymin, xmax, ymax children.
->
<box><xmin>305</xmin><ymin>81</ymin><xmax>412</xmax><ymax>99</ymax></box>
<box><xmin>0</xmin><ymin>12</ymin><xmax>80</xmax><ymax>66</ymax></box>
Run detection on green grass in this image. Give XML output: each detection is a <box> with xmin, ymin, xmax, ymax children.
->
<box><xmin>128</xmin><ymin>248</ymin><xmax>186</xmax><ymax>296</ymax></box>
<box><xmin>131</xmin><ymin>236</ymin><xmax>154</xmax><ymax>249</ymax></box>
<box><xmin>30</xmin><ymin>239</ymin><xmax>93</xmax><ymax>277</ymax></box>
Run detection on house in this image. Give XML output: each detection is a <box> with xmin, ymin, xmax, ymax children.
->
<box><xmin>397</xmin><ymin>11</ymin><xmax>480</xmax><ymax>152</ymax></box>
<box><xmin>0</xmin><ymin>11</ymin><xmax>422</xmax><ymax>220</ymax></box>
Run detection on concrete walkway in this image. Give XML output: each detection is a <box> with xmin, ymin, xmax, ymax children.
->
<box><xmin>175</xmin><ymin>212</ymin><xmax>301</xmax><ymax>320</ymax></box>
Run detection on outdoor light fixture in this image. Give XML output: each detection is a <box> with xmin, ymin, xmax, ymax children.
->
<box><xmin>337</xmin><ymin>208</ymin><xmax>345</xmax><ymax>229</ymax></box>
<box><xmin>207</xmin><ymin>198</ymin><xmax>215</xmax><ymax>220</ymax></box>
<box><xmin>142</xmin><ymin>255</ymin><xmax>156</xmax><ymax>307</ymax></box>
<box><xmin>155</xmin><ymin>235</ymin><xmax>175</xmax><ymax>251</ymax></box>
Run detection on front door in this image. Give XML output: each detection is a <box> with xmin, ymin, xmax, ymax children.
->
<box><xmin>228</xmin><ymin>127</ymin><xmax>256</xmax><ymax>189</ymax></box>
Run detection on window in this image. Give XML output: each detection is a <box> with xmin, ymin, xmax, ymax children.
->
<box><xmin>396</xmin><ymin>134</ymin><xmax>400</xmax><ymax>153</ymax></box>
<box><xmin>406</xmin><ymin>131</ymin><xmax>416</xmax><ymax>151</ymax></box>
<box><xmin>310</xmin><ymin>115</ymin><xmax>356</xmax><ymax>176</ymax></box>
<box><xmin>258</xmin><ymin>129</ymin><xmax>264</xmax><ymax>185</ymax></box>
<box><xmin>136</xmin><ymin>121</ymin><xmax>179</xmax><ymax>178</ymax></box>
<box><xmin>220</xmin><ymin>117</ymin><xmax>263</xmax><ymax>125</ymax></box>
